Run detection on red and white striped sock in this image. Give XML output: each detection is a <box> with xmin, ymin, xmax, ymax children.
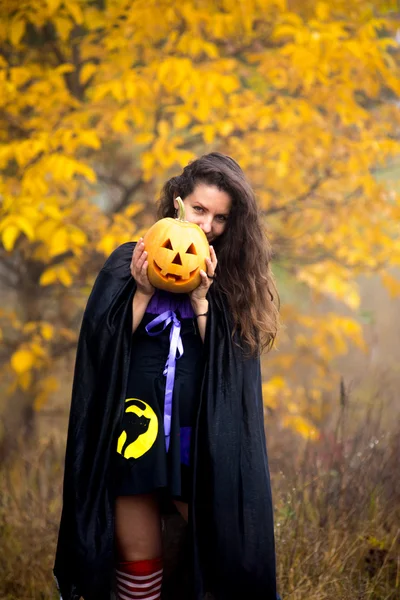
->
<box><xmin>115</xmin><ymin>557</ymin><xmax>163</xmax><ymax>600</ymax></box>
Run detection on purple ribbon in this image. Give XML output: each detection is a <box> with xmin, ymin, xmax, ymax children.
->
<box><xmin>145</xmin><ymin>310</ymin><xmax>183</xmax><ymax>451</ymax></box>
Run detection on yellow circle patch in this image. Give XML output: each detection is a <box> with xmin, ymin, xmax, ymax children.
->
<box><xmin>117</xmin><ymin>398</ymin><xmax>158</xmax><ymax>459</ymax></box>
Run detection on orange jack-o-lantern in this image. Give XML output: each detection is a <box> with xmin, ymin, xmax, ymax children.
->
<box><xmin>143</xmin><ymin>197</ymin><xmax>210</xmax><ymax>294</ymax></box>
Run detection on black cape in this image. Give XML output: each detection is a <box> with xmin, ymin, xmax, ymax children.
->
<box><xmin>54</xmin><ymin>242</ymin><xmax>277</xmax><ymax>600</ymax></box>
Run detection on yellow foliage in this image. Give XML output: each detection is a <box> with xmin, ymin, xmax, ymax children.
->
<box><xmin>11</xmin><ymin>349</ymin><xmax>35</xmax><ymax>374</ymax></box>
<box><xmin>46</xmin><ymin>0</ymin><xmax>62</xmax><ymax>14</ymax></box>
<box><xmin>80</xmin><ymin>63</ymin><xmax>97</xmax><ymax>85</ymax></box>
<box><xmin>10</xmin><ymin>19</ymin><xmax>26</xmax><ymax>46</ymax></box>
<box><xmin>282</xmin><ymin>414</ymin><xmax>319</xmax><ymax>441</ymax></box>
<box><xmin>66</xmin><ymin>1</ymin><xmax>84</xmax><ymax>24</ymax></box>
<box><xmin>40</xmin><ymin>265</ymin><xmax>73</xmax><ymax>287</ymax></box>
<box><xmin>1</xmin><ymin>225</ymin><xmax>20</xmax><ymax>251</ymax></box>
<box><xmin>34</xmin><ymin>375</ymin><xmax>59</xmax><ymax>411</ymax></box>
<box><xmin>23</xmin><ymin>322</ymin><xmax>37</xmax><ymax>334</ymax></box>
<box><xmin>125</xmin><ymin>204</ymin><xmax>144</xmax><ymax>218</ymax></box>
<box><xmin>48</xmin><ymin>229</ymin><xmax>69</xmax><ymax>257</ymax></box>
<box><xmin>59</xmin><ymin>327</ymin><xmax>78</xmax><ymax>342</ymax></box>
<box><xmin>262</xmin><ymin>376</ymin><xmax>288</xmax><ymax>410</ymax></box>
<box><xmin>18</xmin><ymin>370</ymin><xmax>32</xmax><ymax>391</ymax></box>
<box><xmin>298</xmin><ymin>264</ymin><xmax>361</xmax><ymax>310</ymax></box>
<box><xmin>0</xmin><ymin>0</ymin><xmax>400</xmax><ymax>439</ymax></box>
<box><xmin>41</xmin><ymin>323</ymin><xmax>54</xmax><ymax>340</ymax></box>
<box><xmin>96</xmin><ymin>234</ymin><xmax>119</xmax><ymax>257</ymax></box>
<box><xmin>381</xmin><ymin>271</ymin><xmax>400</xmax><ymax>298</ymax></box>
<box><xmin>40</xmin><ymin>267</ymin><xmax>59</xmax><ymax>286</ymax></box>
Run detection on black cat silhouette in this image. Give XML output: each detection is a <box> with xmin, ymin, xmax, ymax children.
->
<box><xmin>121</xmin><ymin>411</ymin><xmax>151</xmax><ymax>456</ymax></box>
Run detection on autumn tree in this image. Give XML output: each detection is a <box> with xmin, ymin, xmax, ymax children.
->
<box><xmin>1</xmin><ymin>0</ymin><xmax>400</xmax><ymax>452</ymax></box>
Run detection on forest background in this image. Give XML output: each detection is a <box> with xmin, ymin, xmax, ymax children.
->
<box><xmin>0</xmin><ymin>0</ymin><xmax>399</xmax><ymax>598</ymax></box>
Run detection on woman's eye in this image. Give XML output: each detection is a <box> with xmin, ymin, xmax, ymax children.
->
<box><xmin>193</xmin><ymin>206</ymin><xmax>204</xmax><ymax>213</ymax></box>
<box><xmin>216</xmin><ymin>215</ymin><xmax>227</xmax><ymax>222</ymax></box>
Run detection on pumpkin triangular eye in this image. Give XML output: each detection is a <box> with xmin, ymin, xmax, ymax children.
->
<box><xmin>162</xmin><ymin>239</ymin><xmax>173</xmax><ymax>250</ymax></box>
<box><xmin>186</xmin><ymin>243</ymin><xmax>197</xmax><ymax>255</ymax></box>
<box><xmin>172</xmin><ymin>253</ymin><xmax>182</xmax><ymax>265</ymax></box>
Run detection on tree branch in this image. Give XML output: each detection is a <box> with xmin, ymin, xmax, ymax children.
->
<box><xmin>279</xmin><ymin>250</ymin><xmax>388</xmax><ymax>272</ymax></box>
<box><xmin>264</xmin><ymin>172</ymin><xmax>331</xmax><ymax>217</ymax></box>
<box><xmin>43</xmin><ymin>23</ymin><xmax>85</xmax><ymax>100</ymax></box>
<box><xmin>0</xmin><ymin>272</ymin><xmax>18</xmax><ymax>289</ymax></box>
<box><xmin>114</xmin><ymin>179</ymin><xmax>144</xmax><ymax>213</ymax></box>
<box><xmin>0</xmin><ymin>110</ymin><xmax>32</xmax><ymax>138</ymax></box>
<box><xmin>52</xmin><ymin>341</ymin><xmax>77</xmax><ymax>359</ymax></box>
<box><xmin>97</xmin><ymin>174</ymin><xmax>145</xmax><ymax>214</ymax></box>
<box><xmin>370</xmin><ymin>163</ymin><xmax>400</xmax><ymax>175</ymax></box>
<box><xmin>97</xmin><ymin>174</ymin><xmax>128</xmax><ymax>192</ymax></box>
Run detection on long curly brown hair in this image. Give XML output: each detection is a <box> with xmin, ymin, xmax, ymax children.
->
<box><xmin>158</xmin><ymin>152</ymin><xmax>279</xmax><ymax>355</ymax></box>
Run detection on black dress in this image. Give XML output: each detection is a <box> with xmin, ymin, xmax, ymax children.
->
<box><xmin>113</xmin><ymin>289</ymin><xmax>204</xmax><ymax>502</ymax></box>
<box><xmin>54</xmin><ymin>242</ymin><xmax>278</xmax><ymax>600</ymax></box>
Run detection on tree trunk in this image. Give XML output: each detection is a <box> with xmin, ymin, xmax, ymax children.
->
<box><xmin>0</xmin><ymin>388</ymin><xmax>36</xmax><ymax>463</ymax></box>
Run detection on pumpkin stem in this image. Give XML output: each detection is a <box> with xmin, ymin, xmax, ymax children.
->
<box><xmin>175</xmin><ymin>196</ymin><xmax>186</xmax><ymax>221</ymax></box>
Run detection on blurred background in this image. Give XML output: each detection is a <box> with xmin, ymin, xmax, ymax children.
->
<box><xmin>0</xmin><ymin>0</ymin><xmax>399</xmax><ymax>598</ymax></box>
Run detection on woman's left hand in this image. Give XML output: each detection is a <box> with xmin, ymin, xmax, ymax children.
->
<box><xmin>189</xmin><ymin>245</ymin><xmax>217</xmax><ymax>305</ymax></box>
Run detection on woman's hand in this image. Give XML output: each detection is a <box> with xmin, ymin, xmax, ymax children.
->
<box><xmin>189</xmin><ymin>246</ymin><xmax>217</xmax><ymax>310</ymax></box>
<box><xmin>130</xmin><ymin>238</ymin><xmax>155</xmax><ymax>297</ymax></box>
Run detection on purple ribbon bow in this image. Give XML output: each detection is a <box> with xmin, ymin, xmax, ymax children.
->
<box><xmin>145</xmin><ymin>310</ymin><xmax>183</xmax><ymax>451</ymax></box>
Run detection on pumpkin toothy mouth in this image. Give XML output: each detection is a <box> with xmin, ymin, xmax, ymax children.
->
<box><xmin>153</xmin><ymin>261</ymin><xmax>199</xmax><ymax>283</ymax></box>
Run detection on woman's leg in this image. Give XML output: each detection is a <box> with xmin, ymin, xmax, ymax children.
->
<box><xmin>115</xmin><ymin>493</ymin><xmax>162</xmax><ymax>560</ymax></box>
<box><xmin>114</xmin><ymin>493</ymin><xmax>163</xmax><ymax>600</ymax></box>
<box><xmin>173</xmin><ymin>500</ymin><xmax>188</xmax><ymax>522</ymax></box>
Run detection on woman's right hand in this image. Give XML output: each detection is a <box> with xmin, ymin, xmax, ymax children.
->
<box><xmin>130</xmin><ymin>238</ymin><xmax>155</xmax><ymax>297</ymax></box>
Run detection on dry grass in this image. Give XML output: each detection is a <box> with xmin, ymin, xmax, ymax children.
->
<box><xmin>0</xmin><ymin>437</ymin><xmax>63</xmax><ymax>599</ymax></box>
<box><xmin>0</xmin><ymin>402</ymin><xmax>399</xmax><ymax>599</ymax></box>
<box><xmin>270</xmin><ymin>401</ymin><xmax>400</xmax><ymax>600</ymax></box>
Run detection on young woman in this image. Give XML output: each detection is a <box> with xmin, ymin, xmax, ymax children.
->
<box><xmin>54</xmin><ymin>153</ymin><xmax>280</xmax><ymax>600</ymax></box>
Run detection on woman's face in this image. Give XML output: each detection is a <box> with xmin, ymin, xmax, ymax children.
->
<box><xmin>174</xmin><ymin>183</ymin><xmax>232</xmax><ymax>244</ymax></box>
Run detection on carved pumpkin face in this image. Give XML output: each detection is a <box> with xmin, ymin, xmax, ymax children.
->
<box><xmin>143</xmin><ymin>198</ymin><xmax>210</xmax><ymax>293</ymax></box>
